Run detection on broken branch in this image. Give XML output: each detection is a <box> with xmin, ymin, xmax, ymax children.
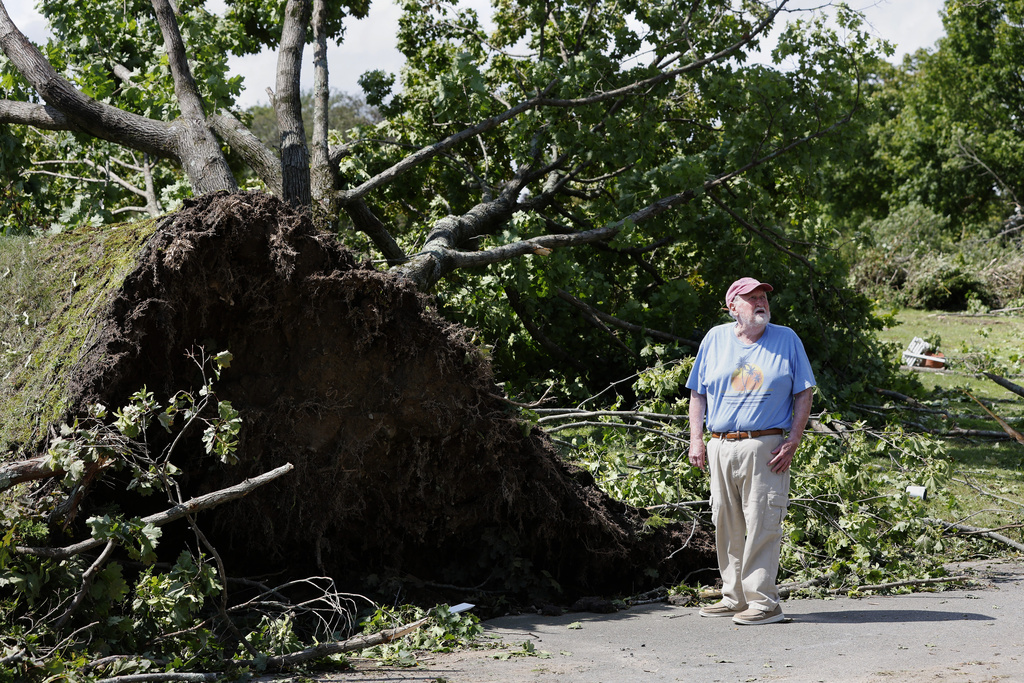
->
<box><xmin>16</xmin><ymin>464</ymin><xmax>294</xmax><ymax>560</ymax></box>
<box><xmin>982</xmin><ymin>372</ymin><xmax>1024</xmax><ymax>400</ymax></box>
<box><xmin>241</xmin><ymin>615</ymin><xmax>432</xmax><ymax>670</ymax></box>
<box><xmin>965</xmin><ymin>390</ymin><xmax>1024</xmax><ymax>445</ymax></box>
<box><xmin>0</xmin><ymin>455</ymin><xmax>58</xmax><ymax>491</ymax></box>
<box><xmin>925</xmin><ymin>517</ymin><xmax>1024</xmax><ymax>552</ymax></box>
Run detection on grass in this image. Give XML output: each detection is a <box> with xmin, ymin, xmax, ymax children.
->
<box><xmin>875</xmin><ymin>308</ymin><xmax>1024</xmax><ymax>555</ymax></box>
<box><xmin>875</xmin><ymin>307</ymin><xmax>1024</xmax><ymax>400</ymax></box>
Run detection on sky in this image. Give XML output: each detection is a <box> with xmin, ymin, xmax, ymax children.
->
<box><xmin>10</xmin><ymin>0</ymin><xmax>949</xmax><ymax>109</ymax></box>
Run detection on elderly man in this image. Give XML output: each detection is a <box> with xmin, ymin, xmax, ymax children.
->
<box><xmin>686</xmin><ymin>277</ymin><xmax>815</xmax><ymax>625</ymax></box>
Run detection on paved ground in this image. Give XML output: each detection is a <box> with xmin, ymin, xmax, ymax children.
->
<box><xmin>319</xmin><ymin>558</ymin><xmax>1024</xmax><ymax>683</ymax></box>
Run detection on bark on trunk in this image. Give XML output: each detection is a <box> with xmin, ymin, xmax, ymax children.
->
<box><xmin>0</xmin><ymin>4</ymin><xmax>174</xmax><ymax>157</ymax></box>
<box><xmin>276</xmin><ymin>0</ymin><xmax>313</xmax><ymax>207</ymax></box>
<box><xmin>0</xmin><ymin>1</ymin><xmax>236</xmax><ymax>195</ymax></box>
<box><xmin>150</xmin><ymin>0</ymin><xmax>238</xmax><ymax>194</ymax></box>
<box><xmin>310</xmin><ymin>0</ymin><xmax>334</xmax><ymax>205</ymax></box>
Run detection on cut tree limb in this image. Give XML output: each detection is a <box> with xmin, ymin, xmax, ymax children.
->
<box><xmin>243</xmin><ymin>616</ymin><xmax>431</xmax><ymax>670</ymax></box>
<box><xmin>925</xmin><ymin>517</ymin><xmax>1024</xmax><ymax>552</ymax></box>
<box><xmin>16</xmin><ymin>463</ymin><xmax>294</xmax><ymax>560</ymax></box>
<box><xmin>0</xmin><ymin>455</ymin><xmax>57</xmax><ymax>490</ymax></box>
<box><xmin>983</xmin><ymin>372</ymin><xmax>1024</xmax><ymax>400</ymax></box>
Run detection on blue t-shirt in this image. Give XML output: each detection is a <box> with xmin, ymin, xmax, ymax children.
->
<box><xmin>685</xmin><ymin>322</ymin><xmax>815</xmax><ymax>433</ymax></box>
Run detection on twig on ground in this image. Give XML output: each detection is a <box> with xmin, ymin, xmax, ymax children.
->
<box><xmin>835</xmin><ymin>575</ymin><xmax>975</xmax><ymax>594</ymax></box>
<box><xmin>54</xmin><ymin>539</ymin><xmax>118</xmax><ymax>630</ymax></box>
<box><xmin>95</xmin><ymin>674</ymin><xmax>221</xmax><ymax>682</ymax></box>
<box><xmin>544</xmin><ymin>420</ymin><xmax>689</xmax><ymax>443</ymax></box>
<box><xmin>953</xmin><ymin>475</ymin><xmax>1024</xmax><ymax>511</ymax></box>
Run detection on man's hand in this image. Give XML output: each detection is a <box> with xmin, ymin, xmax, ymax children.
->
<box><xmin>769</xmin><ymin>438</ymin><xmax>799</xmax><ymax>473</ymax></box>
<box><xmin>689</xmin><ymin>439</ymin><xmax>707</xmax><ymax>470</ymax></box>
<box><xmin>769</xmin><ymin>387</ymin><xmax>813</xmax><ymax>473</ymax></box>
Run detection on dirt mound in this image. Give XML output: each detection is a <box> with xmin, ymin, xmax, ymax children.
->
<box><xmin>68</xmin><ymin>191</ymin><xmax>714</xmax><ymax>603</ymax></box>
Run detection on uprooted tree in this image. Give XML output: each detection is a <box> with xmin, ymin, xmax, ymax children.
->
<box><xmin>5</xmin><ymin>191</ymin><xmax>718</xmax><ymax>594</ymax></box>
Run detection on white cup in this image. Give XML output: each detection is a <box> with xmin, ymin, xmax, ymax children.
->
<box><xmin>906</xmin><ymin>485</ymin><xmax>927</xmax><ymax>500</ymax></box>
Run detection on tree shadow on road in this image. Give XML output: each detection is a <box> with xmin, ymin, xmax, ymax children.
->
<box><xmin>794</xmin><ymin>609</ymin><xmax>994</xmax><ymax>624</ymax></box>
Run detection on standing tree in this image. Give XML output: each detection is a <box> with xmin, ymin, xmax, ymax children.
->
<box><xmin>835</xmin><ymin>0</ymin><xmax>1024</xmax><ymax>233</ymax></box>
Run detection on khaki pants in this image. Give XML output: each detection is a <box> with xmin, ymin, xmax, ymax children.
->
<box><xmin>707</xmin><ymin>433</ymin><xmax>789</xmax><ymax>612</ymax></box>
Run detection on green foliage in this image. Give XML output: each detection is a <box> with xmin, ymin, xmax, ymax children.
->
<box><xmin>783</xmin><ymin>424</ymin><xmax>954</xmax><ymax>590</ymax></box>
<box><xmin>359</xmin><ymin>604</ymin><xmax>484</xmax><ymax>666</ymax></box>
<box><xmin>0</xmin><ymin>350</ymin><xmax>246</xmax><ymax>678</ymax></box>
<box><xmin>555</xmin><ymin>369</ymin><xmax>969</xmax><ymax>593</ymax></box>
<box><xmin>338</xmin><ymin>0</ymin><xmax>894</xmax><ymax>408</ymax></box>
<box><xmin>132</xmin><ymin>551</ymin><xmax>221</xmax><ymax>633</ymax></box>
<box><xmin>824</xmin><ymin>1</ymin><xmax>1024</xmax><ymax>287</ymax></box>
<box><xmin>1</xmin><ymin>0</ymin><xmax>246</xmax><ymax>227</ymax></box>
<box><xmin>846</xmin><ymin>203</ymin><xmax>1024</xmax><ymax>310</ymax></box>
<box><xmin>88</xmin><ymin>515</ymin><xmax>163</xmax><ymax>564</ymax></box>
<box><xmin>562</xmin><ymin>359</ymin><xmax>703</xmax><ymax>508</ymax></box>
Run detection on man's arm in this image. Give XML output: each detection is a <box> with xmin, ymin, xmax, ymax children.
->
<box><xmin>769</xmin><ymin>387</ymin><xmax>813</xmax><ymax>473</ymax></box>
<box><xmin>688</xmin><ymin>390</ymin><xmax>708</xmax><ymax>470</ymax></box>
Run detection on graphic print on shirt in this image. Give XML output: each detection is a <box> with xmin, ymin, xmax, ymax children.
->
<box><xmin>729</xmin><ymin>361</ymin><xmax>764</xmax><ymax>393</ymax></box>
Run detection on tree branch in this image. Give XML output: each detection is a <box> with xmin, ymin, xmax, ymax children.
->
<box><xmin>343</xmin><ymin>199</ymin><xmax>407</xmax><ymax>264</ymax></box>
<box><xmin>0</xmin><ymin>99</ymin><xmax>73</xmax><ymax>130</ymax></box>
<box><xmin>925</xmin><ymin>517</ymin><xmax>1024</xmax><ymax>553</ymax></box>
<box><xmin>16</xmin><ymin>464</ymin><xmax>294</xmax><ymax>560</ymax></box>
<box><xmin>502</xmin><ymin>286</ymin><xmax>590</xmax><ymax>374</ymax></box>
<box><xmin>965</xmin><ymin>389</ymin><xmax>1024</xmax><ymax>445</ymax></box>
<box><xmin>54</xmin><ymin>540</ymin><xmax>118</xmax><ymax>630</ymax></box>
<box><xmin>239</xmin><ymin>615</ymin><xmax>432</xmax><ymax>670</ymax></box>
<box><xmin>0</xmin><ymin>455</ymin><xmax>58</xmax><ymax>491</ymax></box>
<box><xmin>0</xmin><ymin>5</ymin><xmax>173</xmax><ymax>158</ymax></box>
<box><xmin>983</xmin><ymin>372</ymin><xmax>1024</xmax><ymax>400</ymax></box>
<box><xmin>148</xmin><ymin>0</ymin><xmax>237</xmax><ymax>193</ymax></box>
<box><xmin>208</xmin><ymin>112</ymin><xmax>283</xmax><ymax>197</ymax></box>
<box><xmin>707</xmin><ymin>191</ymin><xmax>816</xmax><ymax>272</ymax></box>
<box><xmin>333</xmin><ymin>3</ymin><xmax>786</xmax><ymax>206</ymax></box>
<box><xmin>310</xmin><ymin>0</ymin><xmax>333</xmax><ymax>204</ymax></box>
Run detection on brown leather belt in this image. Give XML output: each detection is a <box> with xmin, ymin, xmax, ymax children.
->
<box><xmin>711</xmin><ymin>428</ymin><xmax>785</xmax><ymax>440</ymax></box>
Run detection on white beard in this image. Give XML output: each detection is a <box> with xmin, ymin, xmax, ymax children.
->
<box><xmin>737</xmin><ymin>309</ymin><xmax>770</xmax><ymax>328</ymax></box>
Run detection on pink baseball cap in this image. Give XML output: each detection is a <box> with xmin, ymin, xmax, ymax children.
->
<box><xmin>726</xmin><ymin>277</ymin><xmax>773</xmax><ymax>304</ymax></box>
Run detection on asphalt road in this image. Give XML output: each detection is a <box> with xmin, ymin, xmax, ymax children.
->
<box><xmin>331</xmin><ymin>558</ymin><xmax>1024</xmax><ymax>683</ymax></box>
